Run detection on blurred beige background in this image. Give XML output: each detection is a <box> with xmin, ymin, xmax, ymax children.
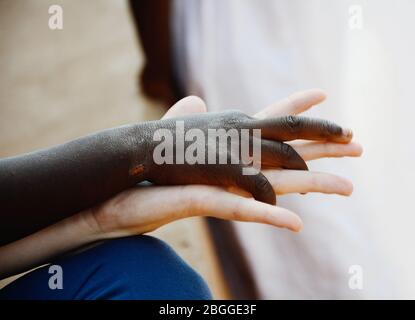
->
<box><xmin>0</xmin><ymin>0</ymin><xmax>228</xmax><ymax>298</ymax></box>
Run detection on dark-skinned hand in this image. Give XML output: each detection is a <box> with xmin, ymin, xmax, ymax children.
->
<box><xmin>138</xmin><ymin>110</ymin><xmax>352</xmax><ymax>205</ymax></box>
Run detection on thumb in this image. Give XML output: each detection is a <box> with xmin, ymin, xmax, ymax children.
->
<box><xmin>162</xmin><ymin>96</ymin><xmax>207</xmax><ymax>119</ymax></box>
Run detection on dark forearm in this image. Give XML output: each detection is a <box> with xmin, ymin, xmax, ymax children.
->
<box><xmin>0</xmin><ymin>124</ymin><xmax>148</xmax><ymax>245</ymax></box>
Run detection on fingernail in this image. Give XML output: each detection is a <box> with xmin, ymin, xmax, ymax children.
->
<box><xmin>290</xmin><ymin>225</ymin><xmax>302</xmax><ymax>233</ymax></box>
<box><xmin>289</xmin><ymin>219</ymin><xmax>303</xmax><ymax>233</ymax></box>
<box><xmin>342</xmin><ymin>128</ymin><xmax>353</xmax><ymax>138</ymax></box>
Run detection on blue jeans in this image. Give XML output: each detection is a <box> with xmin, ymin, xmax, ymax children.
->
<box><xmin>0</xmin><ymin>236</ymin><xmax>212</xmax><ymax>300</ymax></box>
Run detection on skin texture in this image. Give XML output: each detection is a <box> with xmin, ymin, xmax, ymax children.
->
<box><xmin>0</xmin><ymin>91</ymin><xmax>363</xmax><ymax>279</ymax></box>
<box><xmin>0</xmin><ymin>94</ymin><xmax>352</xmax><ymax>245</ymax></box>
<box><xmin>91</xmin><ymin>92</ymin><xmax>360</xmax><ymax>237</ymax></box>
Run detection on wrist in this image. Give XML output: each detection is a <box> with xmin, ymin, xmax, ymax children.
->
<box><xmin>75</xmin><ymin>209</ymin><xmax>107</xmax><ymax>243</ymax></box>
<box><xmin>0</xmin><ymin>210</ymin><xmax>106</xmax><ymax>279</ymax></box>
<box><xmin>126</xmin><ymin>122</ymin><xmax>155</xmax><ymax>181</ymax></box>
<box><xmin>81</xmin><ymin>199</ymin><xmax>136</xmax><ymax>241</ymax></box>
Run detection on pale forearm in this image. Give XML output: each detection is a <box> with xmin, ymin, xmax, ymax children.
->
<box><xmin>0</xmin><ymin>209</ymin><xmax>103</xmax><ymax>280</ymax></box>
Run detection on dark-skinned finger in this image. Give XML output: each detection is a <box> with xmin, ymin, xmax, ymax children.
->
<box><xmin>231</xmin><ymin>166</ymin><xmax>276</xmax><ymax>205</ymax></box>
<box><xmin>250</xmin><ymin>115</ymin><xmax>352</xmax><ymax>143</ymax></box>
<box><xmin>259</xmin><ymin>138</ymin><xmax>308</xmax><ymax>170</ymax></box>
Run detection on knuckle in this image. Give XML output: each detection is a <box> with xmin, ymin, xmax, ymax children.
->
<box><xmin>221</xmin><ymin>110</ymin><xmax>250</xmax><ymax>127</ymax></box>
<box><xmin>254</xmin><ymin>174</ymin><xmax>271</xmax><ymax>192</ymax></box>
<box><xmin>225</xmin><ymin>109</ymin><xmax>247</xmax><ymax>119</ymax></box>
<box><xmin>310</xmin><ymin>173</ymin><xmax>323</xmax><ymax>189</ymax></box>
<box><xmin>280</xmin><ymin>142</ymin><xmax>294</xmax><ymax>157</ymax></box>
<box><xmin>284</xmin><ymin>115</ymin><xmax>301</xmax><ymax>132</ymax></box>
<box><xmin>232</xmin><ymin>199</ymin><xmax>245</xmax><ymax>221</ymax></box>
